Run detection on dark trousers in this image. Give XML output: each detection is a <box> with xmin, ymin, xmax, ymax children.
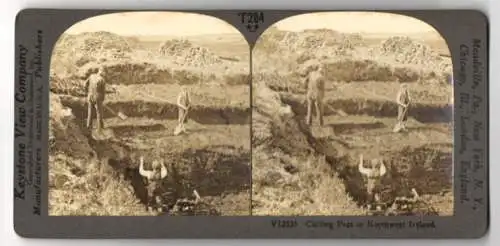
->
<box><xmin>87</xmin><ymin>98</ymin><xmax>104</xmax><ymax>131</ymax></box>
<box><xmin>306</xmin><ymin>98</ymin><xmax>324</xmax><ymax>126</ymax></box>
<box><xmin>397</xmin><ymin>105</ymin><xmax>408</xmax><ymax>123</ymax></box>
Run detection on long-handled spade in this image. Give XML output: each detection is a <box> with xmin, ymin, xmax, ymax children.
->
<box><xmin>174</xmin><ymin>105</ymin><xmax>190</xmax><ymax>136</ymax></box>
<box><xmin>83</xmin><ymin>92</ymin><xmax>128</xmax><ymax>121</ymax></box>
<box><xmin>138</xmin><ymin>93</ymin><xmax>190</xmax><ymax>135</ymax></box>
<box><xmin>193</xmin><ymin>189</ymin><xmax>201</xmax><ymax>203</ymax></box>
<box><xmin>302</xmin><ymin>97</ymin><xmax>347</xmax><ymax>119</ymax></box>
<box><xmin>104</xmin><ymin>104</ymin><xmax>128</xmax><ymax>120</ymax></box>
<box><xmin>85</xmin><ymin>103</ymin><xmax>127</xmax><ymax>140</ymax></box>
<box><xmin>392</xmin><ymin>103</ymin><xmax>409</xmax><ymax>133</ymax></box>
<box><xmin>324</xmin><ymin>103</ymin><xmax>347</xmax><ymax>117</ymax></box>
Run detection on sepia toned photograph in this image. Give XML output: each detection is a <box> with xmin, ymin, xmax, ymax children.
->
<box><xmin>48</xmin><ymin>12</ymin><xmax>251</xmax><ymax>216</ymax></box>
<box><xmin>252</xmin><ymin>12</ymin><xmax>454</xmax><ymax>216</ymax></box>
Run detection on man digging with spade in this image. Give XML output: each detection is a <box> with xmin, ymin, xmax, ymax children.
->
<box><xmin>83</xmin><ymin>65</ymin><xmax>126</xmax><ymax>140</ymax></box>
<box><xmin>174</xmin><ymin>86</ymin><xmax>191</xmax><ymax>136</ymax></box>
<box><xmin>393</xmin><ymin>83</ymin><xmax>411</xmax><ymax>133</ymax></box>
<box><xmin>84</xmin><ymin>65</ymin><xmax>107</xmax><ymax>138</ymax></box>
<box><xmin>301</xmin><ymin>59</ymin><xmax>325</xmax><ymax>126</ymax></box>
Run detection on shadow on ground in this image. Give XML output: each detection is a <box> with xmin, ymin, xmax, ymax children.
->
<box><xmin>59</xmin><ymin>95</ymin><xmax>250</xmax><ymax>125</ymax></box>
<box><xmin>281</xmin><ymin>94</ymin><xmax>452</xmax><ymax>123</ymax></box>
<box><xmin>326</xmin><ymin>122</ymin><xmax>386</xmax><ymax>135</ymax></box>
<box><xmin>109</xmin><ymin>124</ymin><xmax>167</xmax><ymax>136</ymax></box>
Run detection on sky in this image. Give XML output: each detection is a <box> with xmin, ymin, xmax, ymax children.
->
<box><xmin>65</xmin><ymin>12</ymin><xmax>241</xmax><ymax>36</ymax></box>
<box><xmin>65</xmin><ymin>11</ymin><xmax>441</xmax><ymax>38</ymax></box>
<box><xmin>273</xmin><ymin>12</ymin><xmax>440</xmax><ymax>35</ymax></box>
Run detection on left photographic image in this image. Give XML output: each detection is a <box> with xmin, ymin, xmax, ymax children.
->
<box><xmin>48</xmin><ymin>12</ymin><xmax>251</xmax><ymax>216</ymax></box>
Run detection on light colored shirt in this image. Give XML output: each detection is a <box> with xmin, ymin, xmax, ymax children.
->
<box><xmin>306</xmin><ymin>71</ymin><xmax>325</xmax><ymax>100</ymax></box>
<box><xmin>177</xmin><ymin>90</ymin><xmax>191</xmax><ymax>109</ymax></box>
<box><xmin>85</xmin><ymin>73</ymin><xmax>106</xmax><ymax>102</ymax></box>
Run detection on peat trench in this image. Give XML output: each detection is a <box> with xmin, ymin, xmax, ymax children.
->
<box><xmin>274</xmin><ymin>104</ymin><xmax>453</xmax><ymax>216</ymax></box>
<box><xmin>87</xmin><ymin>135</ymin><xmax>251</xmax><ymax>216</ymax></box>
<box><xmin>281</xmin><ymin>95</ymin><xmax>452</xmax><ymax>124</ymax></box>
<box><xmin>59</xmin><ymin>95</ymin><xmax>251</xmax><ymax>125</ymax></box>
<box><xmin>63</xmin><ymin>98</ymin><xmax>252</xmax><ymax>216</ymax></box>
<box><xmin>330</xmin><ymin>146</ymin><xmax>452</xmax><ymax>216</ymax></box>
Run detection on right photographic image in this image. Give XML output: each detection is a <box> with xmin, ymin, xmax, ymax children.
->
<box><xmin>251</xmin><ymin>12</ymin><xmax>454</xmax><ymax>216</ymax></box>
